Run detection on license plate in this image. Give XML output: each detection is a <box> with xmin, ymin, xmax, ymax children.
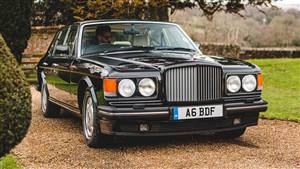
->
<box><xmin>172</xmin><ymin>105</ymin><xmax>223</xmax><ymax>120</ymax></box>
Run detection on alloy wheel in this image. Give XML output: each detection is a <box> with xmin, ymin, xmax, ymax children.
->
<box><xmin>84</xmin><ymin>96</ymin><xmax>94</xmax><ymax>139</ymax></box>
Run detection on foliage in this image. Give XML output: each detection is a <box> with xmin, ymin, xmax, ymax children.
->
<box><xmin>0</xmin><ymin>155</ymin><xmax>20</xmax><ymax>169</ymax></box>
<box><xmin>248</xmin><ymin>59</ymin><xmax>300</xmax><ymax>122</ymax></box>
<box><xmin>32</xmin><ymin>0</ymin><xmax>272</xmax><ymax>25</ymax></box>
<box><xmin>72</xmin><ymin>0</ymin><xmax>193</xmax><ymax>21</ymax></box>
<box><xmin>0</xmin><ymin>35</ymin><xmax>31</xmax><ymax>157</ymax></box>
<box><xmin>44</xmin><ymin>0</ymin><xmax>75</xmax><ymax>25</ymax></box>
<box><xmin>0</xmin><ymin>0</ymin><xmax>33</xmax><ymax>63</ymax></box>
<box><xmin>172</xmin><ymin>7</ymin><xmax>300</xmax><ymax>47</ymax></box>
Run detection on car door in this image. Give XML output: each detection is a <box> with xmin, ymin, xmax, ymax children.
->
<box><xmin>63</xmin><ymin>25</ymin><xmax>80</xmax><ymax>109</ymax></box>
<box><xmin>44</xmin><ymin>27</ymin><xmax>72</xmax><ymax>105</ymax></box>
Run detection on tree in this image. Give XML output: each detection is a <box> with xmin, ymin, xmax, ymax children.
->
<box><xmin>35</xmin><ymin>0</ymin><xmax>273</xmax><ymax>25</ymax></box>
<box><xmin>72</xmin><ymin>0</ymin><xmax>193</xmax><ymax>21</ymax></box>
<box><xmin>0</xmin><ymin>34</ymin><xmax>31</xmax><ymax>157</ymax></box>
<box><xmin>72</xmin><ymin>0</ymin><xmax>273</xmax><ymax>21</ymax></box>
<box><xmin>44</xmin><ymin>0</ymin><xmax>75</xmax><ymax>25</ymax></box>
<box><xmin>0</xmin><ymin>0</ymin><xmax>33</xmax><ymax>63</ymax></box>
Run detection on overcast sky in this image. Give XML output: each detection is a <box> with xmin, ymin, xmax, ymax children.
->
<box><xmin>273</xmin><ymin>0</ymin><xmax>300</xmax><ymax>5</ymax></box>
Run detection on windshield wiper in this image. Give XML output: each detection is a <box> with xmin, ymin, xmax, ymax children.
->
<box><xmin>155</xmin><ymin>47</ymin><xmax>196</xmax><ymax>52</ymax></box>
<box><xmin>104</xmin><ymin>46</ymin><xmax>155</xmax><ymax>54</ymax></box>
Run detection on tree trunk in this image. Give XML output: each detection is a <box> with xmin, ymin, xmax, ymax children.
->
<box><xmin>149</xmin><ymin>6</ymin><xmax>169</xmax><ymax>21</ymax></box>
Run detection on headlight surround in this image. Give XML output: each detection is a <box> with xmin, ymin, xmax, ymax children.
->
<box><xmin>226</xmin><ymin>75</ymin><xmax>241</xmax><ymax>93</ymax></box>
<box><xmin>118</xmin><ymin>79</ymin><xmax>136</xmax><ymax>97</ymax></box>
<box><xmin>138</xmin><ymin>78</ymin><xmax>156</xmax><ymax>97</ymax></box>
<box><xmin>242</xmin><ymin>75</ymin><xmax>257</xmax><ymax>92</ymax></box>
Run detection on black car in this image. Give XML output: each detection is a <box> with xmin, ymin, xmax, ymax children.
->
<box><xmin>36</xmin><ymin>20</ymin><xmax>268</xmax><ymax>147</ymax></box>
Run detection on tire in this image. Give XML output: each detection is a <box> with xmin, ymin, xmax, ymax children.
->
<box><xmin>215</xmin><ymin>128</ymin><xmax>246</xmax><ymax>139</ymax></box>
<box><xmin>82</xmin><ymin>88</ymin><xmax>111</xmax><ymax>147</ymax></box>
<box><xmin>41</xmin><ymin>82</ymin><xmax>61</xmax><ymax>117</ymax></box>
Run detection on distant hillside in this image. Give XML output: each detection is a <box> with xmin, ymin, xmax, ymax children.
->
<box><xmin>170</xmin><ymin>7</ymin><xmax>300</xmax><ymax>47</ymax></box>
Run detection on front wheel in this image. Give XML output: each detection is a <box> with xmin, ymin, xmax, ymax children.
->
<box><xmin>41</xmin><ymin>82</ymin><xmax>60</xmax><ymax>117</ymax></box>
<box><xmin>215</xmin><ymin>128</ymin><xmax>246</xmax><ymax>139</ymax></box>
<box><xmin>82</xmin><ymin>88</ymin><xmax>111</xmax><ymax>147</ymax></box>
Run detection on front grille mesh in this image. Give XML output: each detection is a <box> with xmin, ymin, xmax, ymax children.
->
<box><xmin>165</xmin><ymin>66</ymin><xmax>222</xmax><ymax>102</ymax></box>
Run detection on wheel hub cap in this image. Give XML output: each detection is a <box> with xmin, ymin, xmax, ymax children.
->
<box><xmin>84</xmin><ymin>96</ymin><xmax>94</xmax><ymax>138</ymax></box>
<box><xmin>41</xmin><ymin>87</ymin><xmax>47</xmax><ymax>113</ymax></box>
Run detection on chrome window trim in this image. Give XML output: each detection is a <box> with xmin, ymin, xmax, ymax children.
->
<box><xmin>77</xmin><ymin>20</ymin><xmax>202</xmax><ymax>58</ymax></box>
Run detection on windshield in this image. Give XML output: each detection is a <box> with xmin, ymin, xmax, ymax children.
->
<box><xmin>80</xmin><ymin>22</ymin><xmax>197</xmax><ymax>55</ymax></box>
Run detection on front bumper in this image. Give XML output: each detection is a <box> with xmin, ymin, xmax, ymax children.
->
<box><xmin>97</xmin><ymin>100</ymin><xmax>267</xmax><ymax>136</ymax></box>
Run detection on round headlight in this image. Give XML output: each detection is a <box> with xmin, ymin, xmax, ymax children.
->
<box><xmin>242</xmin><ymin>75</ymin><xmax>257</xmax><ymax>92</ymax></box>
<box><xmin>227</xmin><ymin>76</ymin><xmax>241</xmax><ymax>93</ymax></box>
<box><xmin>118</xmin><ymin>79</ymin><xmax>136</xmax><ymax>97</ymax></box>
<box><xmin>138</xmin><ymin>78</ymin><xmax>156</xmax><ymax>97</ymax></box>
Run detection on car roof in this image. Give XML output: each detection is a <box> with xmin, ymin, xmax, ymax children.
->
<box><xmin>74</xmin><ymin>19</ymin><xmax>177</xmax><ymax>26</ymax></box>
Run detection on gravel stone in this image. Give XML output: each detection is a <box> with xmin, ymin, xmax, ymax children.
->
<box><xmin>12</xmin><ymin>87</ymin><xmax>300</xmax><ymax>169</ymax></box>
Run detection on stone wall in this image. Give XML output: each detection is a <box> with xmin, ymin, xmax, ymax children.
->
<box><xmin>24</xmin><ymin>26</ymin><xmax>62</xmax><ymax>54</ymax></box>
<box><xmin>199</xmin><ymin>42</ymin><xmax>241</xmax><ymax>59</ymax></box>
<box><xmin>240</xmin><ymin>47</ymin><xmax>300</xmax><ymax>59</ymax></box>
<box><xmin>22</xmin><ymin>26</ymin><xmax>61</xmax><ymax>81</ymax></box>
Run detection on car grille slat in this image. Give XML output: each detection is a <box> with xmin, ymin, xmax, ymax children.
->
<box><xmin>165</xmin><ymin>65</ymin><xmax>222</xmax><ymax>102</ymax></box>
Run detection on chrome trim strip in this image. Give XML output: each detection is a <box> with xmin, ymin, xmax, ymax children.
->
<box><xmin>40</xmin><ymin>66</ymin><xmax>102</xmax><ymax>79</ymax></box>
<box><xmin>49</xmin><ymin>97</ymin><xmax>81</xmax><ymax>115</ymax></box>
<box><xmin>98</xmin><ymin>110</ymin><xmax>169</xmax><ymax>117</ymax></box>
<box><xmin>226</xmin><ymin>105</ymin><xmax>268</xmax><ymax>111</ymax></box>
<box><xmin>78</xmin><ymin>21</ymin><xmax>201</xmax><ymax>58</ymax></box>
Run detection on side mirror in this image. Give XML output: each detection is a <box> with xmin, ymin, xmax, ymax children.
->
<box><xmin>55</xmin><ymin>45</ymin><xmax>69</xmax><ymax>55</ymax></box>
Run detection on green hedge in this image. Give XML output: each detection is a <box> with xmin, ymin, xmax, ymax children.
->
<box><xmin>0</xmin><ymin>0</ymin><xmax>33</xmax><ymax>63</ymax></box>
<box><xmin>0</xmin><ymin>34</ymin><xmax>31</xmax><ymax>157</ymax></box>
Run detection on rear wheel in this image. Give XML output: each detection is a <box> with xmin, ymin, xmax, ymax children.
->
<box><xmin>215</xmin><ymin>128</ymin><xmax>246</xmax><ymax>139</ymax></box>
<box><xmin>41</xmin><ymin>82</ymin><xmax>60</xmax><ymax>117</ymax></box>
<box><xmin>82</xmin><ymin>88</ymin><xmax>111</xmax><ymax>147</ymax></box>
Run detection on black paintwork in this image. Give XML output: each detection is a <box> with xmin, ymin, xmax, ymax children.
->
<box><xmin>36</xmin><ymin>20</ymin><xmax>267</xmax><ymax>136</ymax></box>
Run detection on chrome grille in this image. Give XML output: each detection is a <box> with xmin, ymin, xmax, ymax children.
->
<box><xmin>165</xmin><ymin>66</ymin><xmax>222</xmax><ymax>102</ymax></box>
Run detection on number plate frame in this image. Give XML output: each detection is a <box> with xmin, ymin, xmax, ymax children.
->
<box><xmin>172</xmin><ymin>105</ymin><xmax>223</xmax><ymax>120</ymax></box>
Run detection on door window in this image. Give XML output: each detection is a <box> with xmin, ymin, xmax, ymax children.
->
<box><xmin>53</xmin><ymin>28</ymin><xmax>69</xmax><ymax>56</ymax></box>
<box><xmin>65</xmin><ymin>26</ymin><xmax>78</xmax><ymax>56</ymax></box>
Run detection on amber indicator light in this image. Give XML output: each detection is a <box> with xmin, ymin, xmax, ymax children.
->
<box><xmin>103</xmin><ymin>79</ymin><xmax>117</xmax><ymax>95</ymax></box>
<box><xmin>257</xmin><ymin>73</ymin><xmax>263</xmax><ymax>90</ymax></box>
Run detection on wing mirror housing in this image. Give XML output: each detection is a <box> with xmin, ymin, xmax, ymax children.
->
<box><xmin>55</xmin><ymin>45</ymin><xmax>69</xmax><ymax>55</ymax></box>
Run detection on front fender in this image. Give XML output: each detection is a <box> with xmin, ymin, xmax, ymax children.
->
<box><xmin>78</xmin><ymin>76</ymin><xmax>99</xmax><ymax>112</ymax></box>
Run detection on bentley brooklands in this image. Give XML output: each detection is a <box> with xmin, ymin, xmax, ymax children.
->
<box><xmin>36</xmin><ymin>20</ymin><xmax>268</xmax><ymax>147</ymax></box>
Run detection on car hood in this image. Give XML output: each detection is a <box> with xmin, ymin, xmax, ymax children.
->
<box><xmin>82</xmin><ymin>51</ymin><xmax>256</xmax><ymax>72</ymax></box>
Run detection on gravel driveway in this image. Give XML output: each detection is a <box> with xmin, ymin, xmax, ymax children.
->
<box><xmin>12</xmin><ymin>87</ymin><xmax>300</xmax><ymax>169</ymax></box>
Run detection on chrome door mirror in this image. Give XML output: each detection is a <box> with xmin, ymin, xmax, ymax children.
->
<box><xmin>55</xmin><ymin>45</ymin><xmax>69</xmax><ymax>55</ymax></box>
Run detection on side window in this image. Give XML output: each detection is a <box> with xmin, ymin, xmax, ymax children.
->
<box><xmin>65</xmin><ymin>26</ymin><xmax>78</xmax><ymax>56</ymax></box>
<box><xmin>47</xmin><ymin>32</ymin><xmax>59</xmax><ymax>56</ymax></box>
<box><xmin>53</xmin><ymin>28</ymin><xmax>69</xmax><ymax>56</ymax></box>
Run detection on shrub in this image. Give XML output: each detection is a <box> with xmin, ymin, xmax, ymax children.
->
<box><xmin>0</xmin><ymin>0</ymin><xmax>33</xmax><ymax>63</ymax></box>
<box><xmin>0</xmin><ymin>34</ymin><xmax>31</xmax><ymax>157</ymax></box>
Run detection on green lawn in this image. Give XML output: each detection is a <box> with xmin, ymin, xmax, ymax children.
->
<box><xmin>0</xmin><ymin>155</ymin><xmax>20</xmax><ymax>169</ymax></box>
<box><xmin>248</xmin><ymin>58</ymin><xmax>300</xmax><ymax>122</ymax></box>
